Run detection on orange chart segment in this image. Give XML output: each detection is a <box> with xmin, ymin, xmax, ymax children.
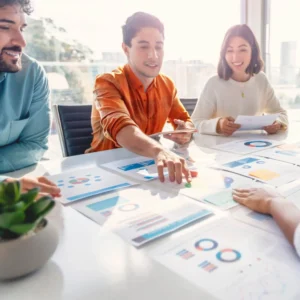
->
<box><xmin>249</xmin><ymin>169</ymin><xmax>280</xmax><ymax>181</ymax></box>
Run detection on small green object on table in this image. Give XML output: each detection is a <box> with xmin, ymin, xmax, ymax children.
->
<box><xmin>185</xmin><ymin>182</ymin><xmax>192</xmax><ymax>188</ymax></box>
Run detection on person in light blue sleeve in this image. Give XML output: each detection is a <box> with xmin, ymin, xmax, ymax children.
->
<box><xmin>0</xmin><ymin>0</ymin><xmax>50</xmax><ymax>173</ymax></box>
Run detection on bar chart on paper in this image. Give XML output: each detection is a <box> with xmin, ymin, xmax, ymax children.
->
<box><xmin>220</xmin><ymin>156</ymin><xmax>300</xmax><ymax>187</ymax></box>
<box><xmin>72</xmin><ymin>186</ymin><xmax>213</xmax><ymax>247</ymax></box>
<box><xmin>102</xmin><ymin>156</ymin><xmax>167</xmax><ymax>181</ymax></box>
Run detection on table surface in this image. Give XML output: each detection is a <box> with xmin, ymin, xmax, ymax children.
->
<box><xmin>2</xmin><ymin>128</ymin><xmax>300</xmax><ymax>300</ymax></box>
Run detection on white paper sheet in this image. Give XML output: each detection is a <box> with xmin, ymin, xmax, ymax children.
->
<box><xmin>231</xmin><ymin>206</ymin><xmax>284</xmax><ymax>237</ymax></box>
<box><xmin>72</xmin><ymin>186</ymin><xmax>213</xmax><ymax>247</ymax></box>
<box><xmin>218</xmin><ymin>156</ymin><xmax>300</xmax><ymax>187</ymax></box>
<box><xmin>258</xmin><ymin>141</ymin><xmax>300</xmax><ymax>165</ymax></box>
<box><xmin>151</xmin><ymin>218</ymin><xmax>300</xmax><ymax>300</ymax></box>
<box><xmin>235</xmin><ymin>114</ymin><xmax>279</xmax><ymax>130</ymax></box>
<box><xmin>101</xmin><ymin>156</ymin><xmax>168</xmax><ymax>181</ymax></box>
<box><xmin>153</xmin><ymin>168</ymin><xmax>257</xmax><ymax>210</ymax></box>
<box><xmin>212</xmin><ymin>139</ymin><xmax>281</xmax><ymax>155</ymax></box>
<box><xmin>47</xmin><ymin>167</ymin><xmax>137</xmax><ymax>204</ymax></box>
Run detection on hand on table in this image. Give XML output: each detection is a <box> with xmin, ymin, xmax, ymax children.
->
<box><xmin>155</xmin><ymin>148</ymin><xmax>191</xmax><ymax>184</ymax></box>
<box><xmin>5</xmin><ymin>176</ymin><xmax>61</xmax><ymax>199</ymax></box>
<box><xmin>232</xmin><ymin>186</ymin><xmax>284</xmax><ymax>214</ymax></box>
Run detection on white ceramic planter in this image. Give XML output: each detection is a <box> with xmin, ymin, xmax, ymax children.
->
<box><xmin>0</xmin><ymin>219</ymin><xmax>59</xmax><ymax>280</ymax></box>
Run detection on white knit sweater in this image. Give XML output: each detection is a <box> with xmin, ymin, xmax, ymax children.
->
<box><xmin>192</xmin><ymin>72</ymin><xmax>288</xmax><ymax>134</ymax></box>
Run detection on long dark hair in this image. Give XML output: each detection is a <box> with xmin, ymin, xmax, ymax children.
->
<box><xmin>217</xmin><ymin>24</ymin><xmax>264</xmax><ymax>80</ymax></box>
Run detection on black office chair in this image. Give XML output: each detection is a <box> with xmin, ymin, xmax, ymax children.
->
<box><xmin>53</xmin><ymin>104</ymin><xmax>93</xmax><ymax>157</ymax></box>
<box><xmin>180</xmin><ymin>98</ymin><xmax>197</xmax><ymax>116</ymax></box>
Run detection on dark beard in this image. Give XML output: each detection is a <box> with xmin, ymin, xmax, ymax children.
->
<box><xmin>0</xmin><ymin>57</ymin><xmax>21</xmax><ymax>73</ymax></box>
<box><xmin>0</xmin><ymin>46</ymin><xmax>22</xmax><ymax>73</ymax></box>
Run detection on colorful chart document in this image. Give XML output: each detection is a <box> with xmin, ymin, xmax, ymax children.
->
<box><xmin>212</xmin><ymin>139</ymin><xmax>281</xmax><ymax>155</ymax></box>
<box><xmin>258</xmin><ymin>141</ymin><xmax>300</xmax><ymax>165</ymax></box>
<box><xmin>72</xmin><ymin>186</ymin><xmax>213</xmax><ymax>247</ymax></box>
<box><xmin>235</xmin><ymin>114</ymin><xmax>279</xmax><ymax>130</ymax></box>
<box><xmin>102</xmin><ymin>156</ymin><xmax>164</xmax><ymax>181</ymax></box>
<box><xmin>155</xmin><ymin>168</ymin><xmax>258</xmax><ymax>210</ymax></box>
<box><xmin>47</xmin><ymin>168</ymin><xmax>137</xmax><ymax>204</ymax></box>
<box><xmin>151</xmin><ymin>218</ymin><xmax>300</xmax><ymax>300</ymax></box>
<box><xmin>219</xmin><ymin>156</ymin><xmax>300</xmax><ymax>187</ymax></box>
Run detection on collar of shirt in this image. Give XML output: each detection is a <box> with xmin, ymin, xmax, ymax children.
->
<box><xmin>0</xmin><ymin>72</ymin><xmax>7</xmax><ymax>83</ymax></box>
<box><xmin>124</xmin><ymin>64</ymin><xmax>157</xmax><ymax>91</ymax></box>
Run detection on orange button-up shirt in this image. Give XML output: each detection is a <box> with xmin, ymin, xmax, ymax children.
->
<box><xmin>86</xmin><ymin>64</ymin><xmax>191</xmax><ymax>153</ymax></box>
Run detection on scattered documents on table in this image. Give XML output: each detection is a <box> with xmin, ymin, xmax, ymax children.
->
<box><xmin>258</xmin><ymin>141</ymin><xmax>300</xmax><ymax>165</ymax></box>
<box><xmin>235</xmin><ymin>114</ymin><xmax>279</xmax><ymax>130</ymax></box>
<box><xmin>155</xmin><ymin>168</ymin><xmax>257</xmax><ymax>210</ymax></box>
<box><xmin>102</xmin><ymin>156</ymin><xmax>165</xmax><ymax>181</ymax></box>
<box><xmin>150</xmin><ymin>218</ymin><xmax>300</xmax><ymax>300</ymax></box>
<box><xmin>212</xmin><ymin>139</ymin><xmax>281</xmax><ymax>155</ymax></box>
<box><xmin>203</xmin><ymin>190</ymin><xmax>238</xmax><ymax>210</ymax></box>
<box><xmin>219</xmin><ymin>156</ymin><xmax>300</xmax><ymax>187</ymax></box>
<box><xmin>72</xmin><ymin>186</ymin><xmax>213</xmax><ymax>247</ymax></box>
<box><xmin>231</xmin><ymin>206</ymin><xmax>284</xmax><ymax>237</ymax></box>
<box><xmin>47</xmin><ymin>168</ymin><xmax>137</xmax><ymax>204</ymax></box>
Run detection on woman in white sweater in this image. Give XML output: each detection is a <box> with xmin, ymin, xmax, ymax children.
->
<box><xmin>192</xmin><ymin>24</ymin><xmax>288</xmax><ymax>136</ymax></box>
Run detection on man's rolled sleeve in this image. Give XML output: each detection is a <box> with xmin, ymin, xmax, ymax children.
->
<box><xmin>94</xmin><ymin>77</ymin><xmax>138</xmax><ymax>144</ymax></box>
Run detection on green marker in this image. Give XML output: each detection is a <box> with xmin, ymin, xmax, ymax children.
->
<box><xmin>185</xmin><ymin>182</ymin><xmax>192</xmax><ymax>188</ymax></box>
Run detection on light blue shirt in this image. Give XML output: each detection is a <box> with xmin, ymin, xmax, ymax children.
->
<box><xmin>0</xmin><ymin>53</ymin><xmax>50</xmax><ymax>173</ymax></box>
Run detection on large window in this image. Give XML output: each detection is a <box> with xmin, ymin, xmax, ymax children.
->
<box><xmin>25</xmin><ymin>0</ymin><xmax>241</xmax><ymax>156</ymax></box>
<box><xmin>268</xmin><ymin>0</ymin><xmax>300</xmax><ymax>115</ymax></box>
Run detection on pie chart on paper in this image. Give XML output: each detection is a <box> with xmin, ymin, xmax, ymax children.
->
<box><xmin>244</xmin><ymin>141</ymin><xmax>272</xmax><ymax>148</ymax></box>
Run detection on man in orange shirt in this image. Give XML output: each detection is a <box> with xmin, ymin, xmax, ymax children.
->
<box><xmin>86</xmin><ymin>12</ymin><xmax>195</xmax><ymax>184</ymax></box>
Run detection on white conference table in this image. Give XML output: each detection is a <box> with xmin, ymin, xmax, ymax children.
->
<box><xmin>1</xmin><ymin>127</ymin><xmax>299</xmax><ymax>300</ymax></box>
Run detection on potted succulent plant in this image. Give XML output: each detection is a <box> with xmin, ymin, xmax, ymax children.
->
<box><xmin>0</xmin><ymin>180</ymin><xmax>59</xmax><ymax>280</ymax></box>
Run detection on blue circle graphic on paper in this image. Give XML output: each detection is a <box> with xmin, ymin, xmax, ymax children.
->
<box><xmin>195</xmin><ymin>238</ymin><xmax>218</xmax><ymax>251</ymax></box>
<box><xmin>118</xmin><ymin>203</ymin><xmax>139</xmax><ymax>212</ymax></box>
<box><xmin>244</xmin><ymin>141</ymin><xmax>272</xmax><ymax>148</ymax></box>
<box><xmin>224</xmin><ymin>177</ymin><xmax>234</xmax><ymax>188</ymax></box>
<box><xmin>242</xmin><ymin>165</ymin><xmax>251</xmax><ymax>169</ymax></box>
<box><xmin>216</xmin><ymin>249</ymin><xmax>241</xmax><ymax>262</ymax></box>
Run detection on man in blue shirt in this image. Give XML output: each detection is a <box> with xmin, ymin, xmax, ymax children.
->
<box><xmin>0</xmin><ymin>0</ymin><xmax>59</xmax><ymax>196</ymax></box>
<box><xmin>0</xmin><ymin>0</ymin><xmax>50</xmax><ymax>173</ymax></box>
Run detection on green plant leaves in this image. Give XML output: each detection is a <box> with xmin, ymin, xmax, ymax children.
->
<box><xmin>1</xmin><ymin>181</ymin><xmax>21</xmax><ymax>204</ymax></box>
<box><xmin>9</xmin><ymin>223</ymin><xmax>37</xmax><ymax>235</ymax></box>
<box><xmin>19</xmin><ymin>188</ymin><xmax>39</xmax><ymax>208</ymax></box>
<box><xmin>25</xmin><ymin>196</ymin><xmax>55</xmax><ymax>223</ymax></box>
<box><xmin>0</xmin><ymin>211</ymin><xmax>25</xmax><ymax>229</ymax></box>
<box><xmin>0</xmin><ymin>180</ymin><xmax>55</xmax><ymax>240</ymax></box>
